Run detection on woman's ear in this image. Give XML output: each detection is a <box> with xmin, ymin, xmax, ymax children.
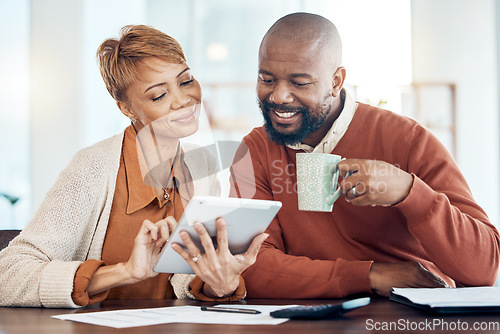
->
<box><xmin>116</xmin><ymin>101</ymin><xmax>135</xmax><ymax>121</ymax></box>
<box><xmin>332</xmin><ymin>66</ymin><xmax>346</xmax><ymax>97</ymax></box>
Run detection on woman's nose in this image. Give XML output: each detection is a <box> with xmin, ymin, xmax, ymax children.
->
<box><xmin>171</xmin><ymin>89</ymin><xmax>192</xmax><ymax>109</ymax></box>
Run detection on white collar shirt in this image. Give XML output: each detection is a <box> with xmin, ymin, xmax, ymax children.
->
<box><xmin>287</xmin><ymin>89</ymin><xmax>358</xmax><ymax>154</ymax></box>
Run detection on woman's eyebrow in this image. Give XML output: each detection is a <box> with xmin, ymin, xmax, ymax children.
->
<box><xmin>176</xmin><ymin>67</ymin><xmax>190</xmax><ymax>78</ymax></box>
<box><xmin>144</xmin><ymin>82</ymin><xmax>165</xmax><ymax>93</ymax></box>
<box><xmin>144</xmin><ymin>68</ymin><xmax>191</xmax><ymax>93</ymax></box>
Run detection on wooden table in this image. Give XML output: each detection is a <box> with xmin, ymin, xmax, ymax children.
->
<box><xmin>1</xmin><ymin>297</ymin><xmax>499</xmax><ymax>334</ymax></box>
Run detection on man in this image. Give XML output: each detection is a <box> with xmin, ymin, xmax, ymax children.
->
<box><xmin>230</xmin><ymin>12</ymin><xmax>500</xmax><ymax>298</ymax></box>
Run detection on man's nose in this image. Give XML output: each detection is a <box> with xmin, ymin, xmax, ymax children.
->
<box><xmin>269</xmin><ymin>82</ymin><xmax>293</xmax><ymax>104</ymax></box>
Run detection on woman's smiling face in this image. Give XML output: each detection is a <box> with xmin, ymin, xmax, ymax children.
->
<box><xmin>119</xmin><ymin>57</ymin><xmax>202</xmax><ymax>139</ymax></box>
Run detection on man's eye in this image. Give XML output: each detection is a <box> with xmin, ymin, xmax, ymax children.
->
<box><xmin>293</xmin><ymin>82</ymin><xmax>310</xmax><ymax>87</ymax></box>
<box><xmin>260</xmin><ymin>77</ymin><xmax>274</xmax><ymax>84</ymax></box>
<box><xmin>152</xmin><ymin>93</ymin><xmax>166</xmax><ymax>102</ymax></box>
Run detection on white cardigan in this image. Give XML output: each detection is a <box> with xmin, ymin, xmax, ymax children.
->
<box><xmin>0</xmin><ymin>131</ymin><xmax>221</xmax><ymax>308</ymax></box>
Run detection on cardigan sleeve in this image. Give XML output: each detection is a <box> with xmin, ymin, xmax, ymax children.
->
<box><xmin>0</xmin><ymin>137</ymin><xmax>119</xmax><ymax>308</ymax></box>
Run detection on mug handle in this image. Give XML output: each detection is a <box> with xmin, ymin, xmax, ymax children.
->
<box><xmin>326</xmin><ymin>167</ymin><xmax>352</xmax><ymax>205</ymax></box>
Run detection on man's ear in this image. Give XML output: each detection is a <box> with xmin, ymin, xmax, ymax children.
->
<box><xmin>116</xmin><ymin>100</ymin><xmax>135</xmax><ymax>120</ymax></box>
<box><xmin>332</xmin><ymin>66</ymin><xmax>346</xmax><ymax>97</ymax></box>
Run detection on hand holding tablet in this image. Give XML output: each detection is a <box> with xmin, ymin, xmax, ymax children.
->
<box><xmin>154</xmin><ymin>196</ymin><xmax>282</xmax><ymax>275</ymax></box>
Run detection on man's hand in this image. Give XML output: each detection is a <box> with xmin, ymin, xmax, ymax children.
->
<box><xmin>369</xmin><ymin>262</ymin><xmax>449</xmax><ymax>297</ymax></box>
<box><xmin>338</xmin><ymin>159</ymin><xmax>414</xmax><ymax>206</ymax></box>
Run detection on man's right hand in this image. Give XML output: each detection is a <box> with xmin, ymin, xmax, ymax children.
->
<box><xmin>369</xmin><ymin>262</ymin><xmax>449</xmax><ymax>297</ymax></box>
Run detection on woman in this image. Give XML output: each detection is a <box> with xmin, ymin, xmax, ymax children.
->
<box><xmin>0</xmin><ymin>25</ymin><xmax>267</xmax><ymax>308</ymax></box>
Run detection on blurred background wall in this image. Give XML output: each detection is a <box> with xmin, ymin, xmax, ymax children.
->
<box><xmin>0</xmin><ymin>0</ymin><xmax>498</xmax><ymax>233</ymax></box>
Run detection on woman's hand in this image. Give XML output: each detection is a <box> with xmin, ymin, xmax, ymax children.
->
<box><xmin>171</xmin><ymin>217</ymin><xmax>268</xmax><ymax>298</ymax></box>
<box><xmin>88</xmin><ymin>217</ymin><xmax>177</xmax><ymax>296</ymax></box>
<box><xmin>124</xmin><ymin>217</ymin><xmax>177</xmax><ymax>283</ymax></box>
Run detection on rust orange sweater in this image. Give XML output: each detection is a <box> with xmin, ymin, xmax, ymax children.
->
<box><xmin>231</xmin><ymin>103</ymin><xmax>500</xmax><ymax>299</ymax></box>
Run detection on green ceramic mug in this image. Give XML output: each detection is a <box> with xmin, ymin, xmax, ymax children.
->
<box><xmin>296</xmin><ymin>153</ymin><xmax>345</xmax><ymax>212</ymax></box>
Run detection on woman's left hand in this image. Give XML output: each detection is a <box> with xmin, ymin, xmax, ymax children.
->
<box><xmin>171</xmin><ymin>217</ymin><xmax>268</xmax><ymax>298</ymax></box>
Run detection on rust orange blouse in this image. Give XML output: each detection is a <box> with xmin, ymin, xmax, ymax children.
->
<box><xmin>71</xmin><ymin>126</ymin><xmax>245</xmax><ymax>305</ymax></box>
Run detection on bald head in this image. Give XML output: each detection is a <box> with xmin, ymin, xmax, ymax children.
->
<box><xmin>261</xmin><ymin>12</ymin><xmax>342</xmax><ymax>70</ymax></box>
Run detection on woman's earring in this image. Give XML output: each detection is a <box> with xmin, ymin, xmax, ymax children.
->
<box><xmin>131</xmin><ymin>118</ymin><xmax>137</xmax><ymax>124</ymax></box>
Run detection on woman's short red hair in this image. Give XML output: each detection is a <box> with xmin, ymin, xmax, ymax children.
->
<box><xmin>96</xmin><ymin>25</ymin><xmax>186</xmax><ymax>102</ymax></box>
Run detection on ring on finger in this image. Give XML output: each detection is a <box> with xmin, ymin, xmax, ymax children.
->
<box><xmin>350</xmin><ymin>186</ymin><xmax>359</xmax><ymax>198</ymax></box>
<box><xmin>192</xmin><ymin>254</ymin><xmax>203</xmax><ymax>263</ymax></box>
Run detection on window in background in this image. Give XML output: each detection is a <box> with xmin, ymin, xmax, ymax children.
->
<box><xmin>147</xmin><ymin>0</ymin><xmax>305</xmax><ymax>141</ymax></box>
<box><xmin>82</xmin><ymin>0</ymin><xmax>147</xmax><ymax>147</ymax></box>
<box><xmin>327</xmin><ymin>0</ymin><xmax>413</xmax><ymax>116</ymax></box>
<box><xmin>147</xmin><ymin>0</ymin><xmax>413</xmax><ymax>143</ymax></box>
<box><xmin>0</xmin><ymin>0</ymin><xmax>413</xmax><ymax>229</ymax></box>
<box><xmin>0</xmin><ymin>0</ymin><xmax>30</xmax><ymax>229</ymax></box>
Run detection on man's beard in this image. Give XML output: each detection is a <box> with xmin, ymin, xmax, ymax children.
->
<box><xmin>259</xmin><ymin>99</ymin><xmax>330</xmax><ymax>146</ymax></box>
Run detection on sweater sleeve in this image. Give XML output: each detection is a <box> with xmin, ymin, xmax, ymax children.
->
<box><xmin>231</xmin><ymin>137</ymin><xmax>373</xmax><ymax>299</ymax></box>
<box><xmin>242</xmin><ymin>225</ymin><xmax>373</xmax><ymax>298</ymax></box>
<box><xmin>0</xmin><ymin>143</ymin><xmax>115</xmax><ymax>308</ymax></box>
<box><xmin>395</xmin><ymin>124</ymin><xmax>500</xmax><ymax>286</ymax></box>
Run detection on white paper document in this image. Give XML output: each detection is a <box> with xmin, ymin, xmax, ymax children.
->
<box><xmin>52</xmin><ymin>304</ymin><xmax>297</xmax><ymax>328</ymax></box>
<box><xmin>392</xmin><ymin>287</ymin><xmax>500</xmax><ymax>307</ymax></box>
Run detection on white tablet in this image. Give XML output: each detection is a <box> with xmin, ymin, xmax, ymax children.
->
<box><xmin>153</xmin><ymin>195</ymin><xmax>282</xmax><ymax>274</ymax></box>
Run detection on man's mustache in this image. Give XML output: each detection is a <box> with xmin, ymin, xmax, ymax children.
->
<box><xmin>261</xmin><ymin>100</ymin><xmax>306</xmax><ymax>114</ymax></box>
